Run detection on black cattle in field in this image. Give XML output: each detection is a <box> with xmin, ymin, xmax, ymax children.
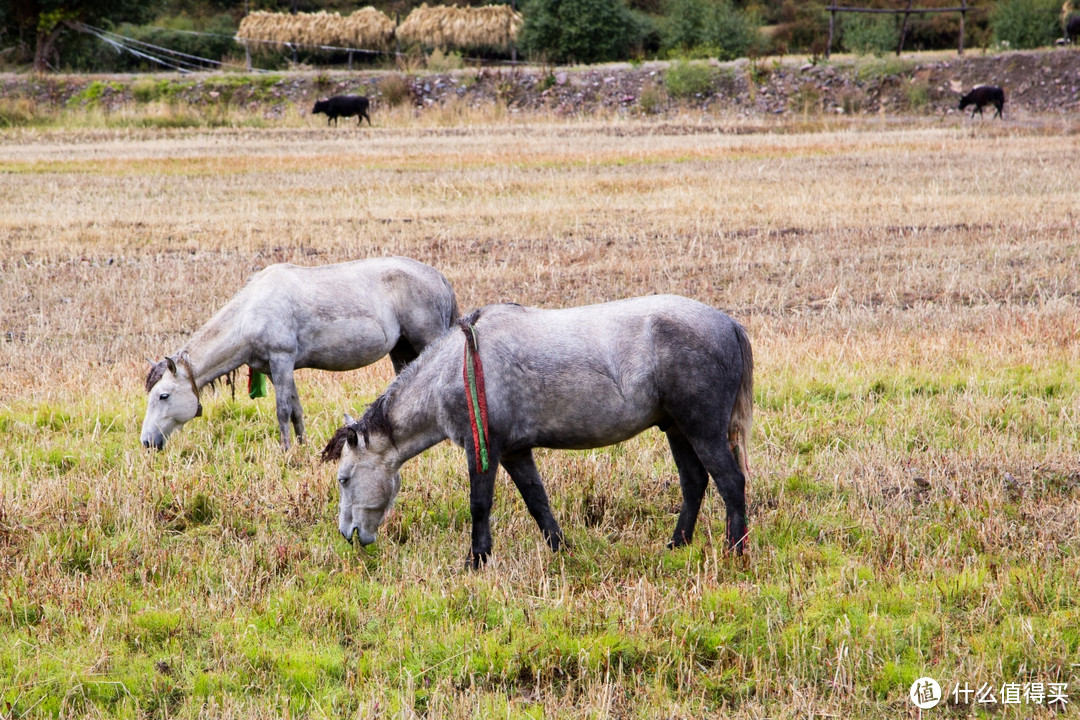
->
<box><xmin>312</xmin><ymin>95</ymin><xmax>371</xmax><ymax>126</ymax></box>
<box><xmin>959</xmin><ymin>85</ymin><xmax>1005</xmax><ymax>119</ymax></box>
<box><xmin>1068</xmin><ymin>15</ymin><xmax>1080</xmax><ymax>43</ymax></box>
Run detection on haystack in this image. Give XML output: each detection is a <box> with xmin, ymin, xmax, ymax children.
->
<box><xmin>236</xmin><ymin>8</ymin><xmax>395</xmax><ymax>51</ymax></box>
<box><xmin>396</xmin><ymin>4</ymin><xmax>523</xmax><ymax>52</ymax></box>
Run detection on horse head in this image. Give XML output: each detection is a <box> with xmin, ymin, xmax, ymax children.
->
<box><xmin>141</xmin><ymin>353</ymin><xmax>202</xmax><ymax>450</ymax></box>
<box><xmin>323</xmin><ymin>412</ymin><xmax>401</xmax><ymax>546</ymax></box>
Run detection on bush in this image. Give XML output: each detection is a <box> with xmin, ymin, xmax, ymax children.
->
<box><xmin>519</xmin><ymin>0</ymin><xmax>643</xmax><ymax>64</ymax></box>
<box><xmin>991</xmin><ymin>0</ymin><xmax>1061</xmax><ymax>49</ymax></box>
<box><xmin>841</xmin><ymin>13</ymin><xmax>899</xmax><ymax>56</ymax></box>
<box><xmin>664</xmin><ymin>59</ymin><xmax>716</xmax><ymax>98</ymax></box>
<box><xmin>662</xmin><ymin>0</ymin><xmax>759</xmax><ymax>60</ymax></box>
<box><xmin>378</xmin><ymin>74</ymin><xmax>413</xmax><ymax>107</ymax></box>
<box><xmin>427</xmin><ymin>48</ymin><xmax>464</xmax><ymax>72</ymax></box>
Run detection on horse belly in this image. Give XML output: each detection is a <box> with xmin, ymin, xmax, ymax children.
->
<box><xmin>295</xmin><ymin>318</ymin><xmax>396</xmax><ymax>371</ymax></box>
<box><xmin>530</xmin><ymin>395</ymin><xmax>661</xmax><ymax>450</ymax></box>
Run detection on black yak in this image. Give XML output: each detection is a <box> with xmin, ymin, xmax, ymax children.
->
<box><xmin>312</xmin><ymin>95</ymin><xmax>371</xmax><ymax>126</ymax></box>
<box><xmin>959</xmin><ymin>85</ymin><xmax>1004</xmax><ymax>119</ymax></box>
<box><xmin>1068</xmin><ymin>15</ymin><xmax>1080</xmax><ymax>43</ymax></box>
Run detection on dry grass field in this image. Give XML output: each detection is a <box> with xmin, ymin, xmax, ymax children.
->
<box><xmin>1</xmin><ymin>106</ymin><xmax>1079</xmax><ymax>718</ymax></box>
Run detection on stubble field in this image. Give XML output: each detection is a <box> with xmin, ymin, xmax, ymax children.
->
<box><xmin>1</xmin><ymin>109</ymin><xmax>1079</xmax><ymax>718</ymax></box>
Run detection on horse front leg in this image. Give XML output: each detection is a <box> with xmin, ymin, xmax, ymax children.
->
<box><xmin>500</xmin><ymin>449</ymin><xmax>564</xmax><ymax>552</ymax></box>
<box><xmin>467</xmin><ymin>439</ymin><xmax>499</xmax><ymax>569</ymax></box>
<box><xmin>268</xmin><ymin>355</ymin><xmax>300</xmax><ymax>450</ymax></box>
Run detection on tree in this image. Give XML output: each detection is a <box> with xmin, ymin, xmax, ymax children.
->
<box><xmin>518</xmin><ymin>0</ymin><xmax>642</xmax><ymax>64</ymax></box>
<box><xmin>662</xmin><ymin>0</ymin><xmax>758</xmax><ymax>59</ymax></box>
<box><xmin>4</xmin><ymin>0</ymin><xmax>160</xmax><ymax>72</ymax></box>
<box><xmin>991</xmin><ymin>0</ymin><xmax>1061</xmax><ymax>48</ymax></box>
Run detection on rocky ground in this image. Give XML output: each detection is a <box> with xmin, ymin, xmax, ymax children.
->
<box><xmin>3</xmin><ymin>48</ymin><xmax>1080</xmax><ymax>121</ymax></box>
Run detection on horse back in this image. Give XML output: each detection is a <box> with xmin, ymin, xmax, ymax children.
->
<box><xmin>466</xmin><ymin>297</ymin><xmax>746</xmax><ymax>448</ymax></box>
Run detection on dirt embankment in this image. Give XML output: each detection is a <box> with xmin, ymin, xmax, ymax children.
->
<box><xmin>3</xmin><ymin>48</ymin><xmax>1080</xmax><ymax>119</ymax></box>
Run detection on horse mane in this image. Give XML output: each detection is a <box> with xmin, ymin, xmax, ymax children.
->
<box><xmin>145</xmin><ymin>362</ymin><xmax>166</xmax><ymax>393</ymax></box>
<box><xmin>320</xmin><ymin>394</ymin><xmax>396</xmax><ymax>462</ymax></box>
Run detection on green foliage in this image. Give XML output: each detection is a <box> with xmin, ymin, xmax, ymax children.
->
<box><xmin>426</xmin><ymin>48</ymin><xmax>464</xmax><ymax>72</ymax></box>
<box><xmin>519</xmin><ymin>0</ymin><xmax>643</xmax><ymax>64</ymax></box>
<box><xmin>991</xmin><ymin>0</ymin><xmax>1062</xmax><ymax>49</ymax></box>
<box><xmin>664</xmin><ymin>59</ymin><xmax>716</xmax><ymax>98</ymax></box>
<box><xmin>661</xmin><ymin>0</ymin><xmax>759</xmax><ymax>60</ymax></box>
<box><xmin>841</xmin><ymin>13</ymin><xmax>899</xmax><ymax>57</ymax></box>
<box><xmin>1</xmin><ymin>0</ymin><xmax>161</xmax><ymax>68</ymax></box>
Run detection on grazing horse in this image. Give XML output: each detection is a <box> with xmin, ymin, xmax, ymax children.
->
<box><xmin>322</xmin><ymin>296</ymin><xmax>754</xmax><ymax>568</ymax></box>
<box><xmin>141</xmin><ymin>257</ymin><xmax>459</xmax><ymax>451</ymax></box>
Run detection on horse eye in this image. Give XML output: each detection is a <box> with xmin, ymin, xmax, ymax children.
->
<box><xmin>159</xmin><ymin>393</ymin><xmax>170</xmax><ymax>401</ymax></box>
<box><xmin>338</xmin><ymin>475</ymin><xmax>349</xmax><ymax>487</ymax></box>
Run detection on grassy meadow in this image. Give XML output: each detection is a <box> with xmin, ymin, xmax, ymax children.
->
<box><xmin>1</xmin><ymin>103</ymin><xmax>1079</xmax><ymax>718</ymax></box>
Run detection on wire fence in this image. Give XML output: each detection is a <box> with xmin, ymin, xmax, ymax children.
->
<box><xmin>71</xmin><ymin>21</ymin><xmax>534</xmax><ymax>73</ymax></box>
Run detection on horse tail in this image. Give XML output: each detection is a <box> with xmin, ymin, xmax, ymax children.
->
<box><xmin>728</xmin><ymin>320</ymin><xmax>754</xmax><ymax>480</ymax></box>
<box><xmin>447</xmin><ymin>283</ymin><xmax>461</xmax><ymax>326</ymax></box>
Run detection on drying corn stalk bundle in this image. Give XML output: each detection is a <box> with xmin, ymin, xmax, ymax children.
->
<box><xmin>396</xmin><ymin>4</ymin><xmax>523</xmax><ymax>52</ymax></box>
<box><xmin>236</xmin><ymin>9</ymin><xmax>395</xmax><ymax>51</ymax></box>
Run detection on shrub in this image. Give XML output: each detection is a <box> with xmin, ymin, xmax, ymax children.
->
<box><xmin>991</xmin><ymin>0</ymin><xmax>1061</xmax><ymax>49</ymax></box>
<box><xmin>664</xmin><ymin>59</ymin><xmax>716</xmax><ymax>98</ymax></box>
<box><xmin>0</xmin><ymin>98</ymin><xmax>42</xmax><ymax>128</ymax></box>
<box><xmin>841</xmin><ymin>13</ymin><xmax>899</xmax><ymax>56</ymax></box>
<box><xmin>662</xmin><ymin>0</ymin><xmax>759</xmax><ymax>60</ymax></box>
<box><xmin>638</xmin><ymin>81</ymin><xmax>666</xmax><ymax>113</ymax></box>
<box><xmin>904</xmin><ymin>81</ymin><xmax>930</xmax><ymax>110</ymax></box>
<box><xmin>378</xmin><ymin>74</ymin><xmax>413</xmax><ymax>107</ymax></box>
<box><xmin>427</xmin><ymin>48</ymin><xmax>464</xmax><ymax>72</ymax></box>
<box><xmin>518</xmin><ymin>0</ymin><xmax>642</xmax><ymax>64</ymax></box>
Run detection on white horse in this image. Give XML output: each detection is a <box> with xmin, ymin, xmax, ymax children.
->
<box><xmin>322</xmin><ymin>296</ymin><xmax>753</xmax><ymax>567</ymax></box>
<box><xmin>141</xmin><ymin>257</ymin><xmax>459</xmax><ymax>450</ymax></box>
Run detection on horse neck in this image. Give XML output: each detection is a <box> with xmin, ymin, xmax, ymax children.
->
<box><xmin>178</xmin><ymin>314</ymin><xmax>248</xmax><ymax>389</ymax></box>
<box><xmin>383</xmin><ymin>345</ymin><xmax>455</xmax><ymax>467</ymax></box>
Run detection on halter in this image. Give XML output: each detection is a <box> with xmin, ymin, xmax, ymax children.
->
<box><xmin>173</xmin><ymin>353</ymin><xmax>203</xmax><ymax>418</ymax></box>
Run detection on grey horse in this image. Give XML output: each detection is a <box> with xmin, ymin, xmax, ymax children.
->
<box><xmin>142</xmin><ymin>257</ymin><xmax>459</xmax><ymax>451</ymax></box>
<box><xmin>322</xmin><ymin>295</ymin><xmax>754</xmax><ymax>567</ymax></box>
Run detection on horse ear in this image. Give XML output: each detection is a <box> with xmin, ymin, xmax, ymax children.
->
<box><xmin>165</xmin><ymin>357</ymin><xmax>177</xmax><ymax>375</ymax></box>
<box><xmin>343</xmin><ymin>412</ymin><xmax>355</xmax><ymax>426</ymax></box>
<box><xmin>346</xmin><ymin>426</ymin><xmax>359</xmax><ymax>448</ymax></box>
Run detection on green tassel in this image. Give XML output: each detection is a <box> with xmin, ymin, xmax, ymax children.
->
<box><xmin>248</xmin><ymin>369</ymin><xmax>268</xmax><ymax>399</ymax></box>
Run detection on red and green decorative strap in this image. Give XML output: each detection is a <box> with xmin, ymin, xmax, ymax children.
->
<box><xmin>462</xmin><ymin>323</ymin><xmax>490</xmax><ymax>473</ymax></box>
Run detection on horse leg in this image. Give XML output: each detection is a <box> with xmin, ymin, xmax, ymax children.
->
<box><xmin>389</xmin><ymin>338</ymin><xmax>419</xmax><ymax>374</ymax></box>
<box><xmin>684</xmin><ymin>435</ymin><xmax>747</xmax><ymax>555</ymax></box>
<box><xmin>467</xmin><ymin>439</ymin><xmax>499</xmax><ymax>569</ymax></box>
<box><xmin>268</xmin><ymin>354</ymin><xmax>298</xmax><ymax>450</ymax></box>
<box><xmin>500</xmin><ymin>450</ymin><xmax>564</xmax><ymax>552</ymax></box>
<box><xmin>666</xmin><ymin>430</ymin><xmax>710</xmax><ymax>549</ymax></box>
<box><xmin>290</xmin><ymin>384</ymin><xmax>305</xmax><ymax>444</ymax></box>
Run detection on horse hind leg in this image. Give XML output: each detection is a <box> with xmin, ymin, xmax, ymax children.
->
<box><xmin>684</xmin><ymin>435</ymin><xmax>748</xmax><ymax>554</ymax></box>
<box><xmin>666</xmin><ymin>430</ymin><xmax>709</xmax><ymax>549</ymax></box>
<box><xmin>500</xmin><ymin>450</ymin><xmax>564</xmax><ymax>552</ymax></box>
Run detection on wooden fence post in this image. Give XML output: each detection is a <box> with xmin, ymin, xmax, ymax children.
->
<box><xmin>959</xmin><ymin>0</ymin><xmax>966</xmax><ymax>55</ymax></box>
<box><xmin>897</xmin><ymin>0</ymin><xmax>914</xmax><ymax>55</ymax></box>
<box><xmin>826</xmin><ymin>8</ymin><xmax>836</xmax><ymax>59</ymax></box>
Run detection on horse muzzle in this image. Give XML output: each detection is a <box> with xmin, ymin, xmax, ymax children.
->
<box><xmin>141</xmin><ymin>432</ymin><xmax>165</xmax><ymax>450</ymax></box>
<box><xmin>340</xmin><ymin>526</ymin><xmax>376</xmax><ymax>546</ymax></box>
